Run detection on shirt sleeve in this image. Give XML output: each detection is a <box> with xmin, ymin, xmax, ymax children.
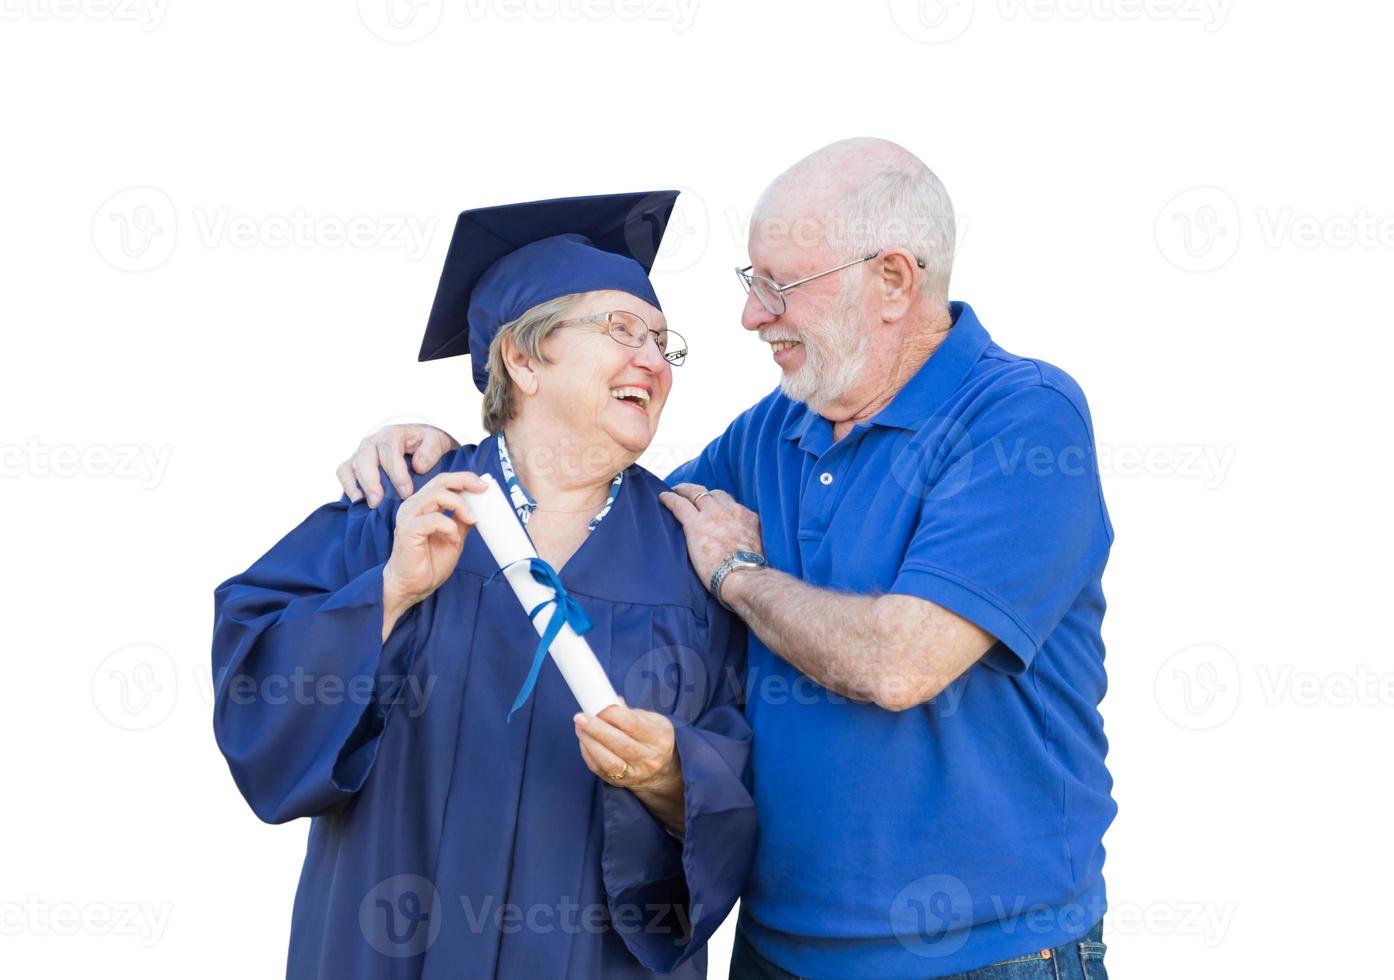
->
<box><xmin>210</xmin><ymin>479</ymin><xmax>426</xmax><ymax>824</ymax></box>
<box><xmin>889</xmin><ymin>383</ymin><xmax>1112</xmax><ymax>674</ymax></box>
<box><xmin>598</xmin><ymin>595</ymin><xmax>757</xmax><ymax>973</ymax></box>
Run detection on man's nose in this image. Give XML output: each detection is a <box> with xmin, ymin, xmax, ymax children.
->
<box><xmin>741</xmin><ymin>290</ymin><xmax>776</xmax><ymax>332</ymax></box>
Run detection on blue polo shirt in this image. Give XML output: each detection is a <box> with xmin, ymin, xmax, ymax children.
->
<box><xmin>669</xmin><ymin>302</ymin><xmax>1115</xmax><ymax>978</ymax></box>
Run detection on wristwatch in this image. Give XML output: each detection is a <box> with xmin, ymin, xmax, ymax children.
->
<box><xmin>710</xmin><ymin>550</ymin><xmax>768</xmax><ymax>611</ymax></box>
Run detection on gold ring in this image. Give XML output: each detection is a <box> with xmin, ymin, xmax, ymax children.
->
<box><xmin>610</xmin><ymin>763</ymin><xmax>630</xmax><ymax>782</ymax></box>
<box><xmin>693</xmin><ymin>491</ymin><xmax>713</xmax><ymax>504</ymax></box>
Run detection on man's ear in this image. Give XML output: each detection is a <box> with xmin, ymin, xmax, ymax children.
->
<box><xmin>876</xmin><ymin>249</ymin><xmax>921</xmax><ymax>323</ymax></box>
<box><xmin>500</xmin><ymin>335</ymin><xmax>539</xmax><ymax>395</ymax></box>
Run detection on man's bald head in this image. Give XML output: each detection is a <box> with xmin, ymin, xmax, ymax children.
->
<box><xmin>751</xmin><ymin>137</ymin><xmax>955</xmax><ymax>306</ymax></box>
<box><xmin>757</xmin><ymin>137</ymin><xmax>925</xmax><ymax>214</ymax></box>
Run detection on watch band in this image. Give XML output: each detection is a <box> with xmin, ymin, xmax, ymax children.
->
<box><xmin>710</xmin><ymin>551</ymin><xmax>767</xmax><ymax>611</ymax></box>
<box><xmin>710</xmin><ymin>562</ymin><xmax>736</xmax><ymax>611</ymax></box>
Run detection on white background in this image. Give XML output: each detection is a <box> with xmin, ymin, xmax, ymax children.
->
<box><xmin>2</xmin><ymin>1</ymin><xmax>1390</xmax><ymax>977</ymax></box>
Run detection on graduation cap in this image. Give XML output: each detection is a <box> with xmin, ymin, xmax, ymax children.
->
<box><xmin>419</xmin><ymin>190</ymin><xmax>681</xmax><ymax>392</ymax></box>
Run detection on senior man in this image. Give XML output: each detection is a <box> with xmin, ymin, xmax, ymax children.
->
<box><xmin>338</xmin><ymin>139</ymin><xmax>1115</xmax><ymax>979</ymax></box>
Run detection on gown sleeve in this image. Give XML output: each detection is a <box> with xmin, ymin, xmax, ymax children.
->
<box><xmin>210</xmin><ymin>480</ymin><xmax>424</xmax><ymax>825</ymax></box>
<box><xmin>599</xmin><ymin>594</ymin><xmax>757</xmax><ymax>973</ymax></box>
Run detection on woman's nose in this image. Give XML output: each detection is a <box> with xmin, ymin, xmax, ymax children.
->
<box><xmin>632</xmin><ymin>333</ymin><xmax>668</xmax><ymax>371</ymax></box>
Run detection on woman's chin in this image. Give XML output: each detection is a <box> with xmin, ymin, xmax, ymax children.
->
<box><xmin>616</xmin><ymin>428</ymin><xmax>656</xmax><ymax>455</ymax></box>
<box><xmin>602</xmin><ymin>407</ymin><xmax>658</xmax><ymax>455</ymax></box>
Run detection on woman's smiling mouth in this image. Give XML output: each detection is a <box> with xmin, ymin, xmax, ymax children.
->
<box><xmin>610</xmin><ymin>386</ymin><xmax>651</xmax><ymax>411</ymax></box>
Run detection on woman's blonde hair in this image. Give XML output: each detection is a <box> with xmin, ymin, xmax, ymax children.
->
<box><xmin>481</xmin><ymin>292</ymin><xmax>592</xmax><ymax>434</ymax></box>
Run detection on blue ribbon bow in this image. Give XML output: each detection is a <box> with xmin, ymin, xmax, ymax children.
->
<box><xmin>488</xmin><ymin>557</ymin><xmax>592</xmax><ymax>721</ymax></box>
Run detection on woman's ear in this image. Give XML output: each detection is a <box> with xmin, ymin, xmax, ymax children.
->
<box><xmin>500</xmin><ymin>335</ymin><xmax>539</xmax><ymax>396</ymax></box>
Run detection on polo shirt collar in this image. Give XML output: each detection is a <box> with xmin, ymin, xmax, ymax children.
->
<box><xmin>780</xmin><ymin>300</ymin><xmax>991</xmax><ymax>443</ymax></box>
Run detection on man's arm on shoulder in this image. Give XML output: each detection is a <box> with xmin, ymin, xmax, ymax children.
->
<box><xmin>663</xmin><ymin>381</ymin><xmax>1110</xmax><ymax>711</ymax></box>
<box><xmin>660</xmin><ymin>483</ymin><xmax>994</xmax><ymax>712</ymax></box>
<box><xmin>721</xmin><ymin>568</ymin><xmax>994</xmax><ymax>711</ymax></box>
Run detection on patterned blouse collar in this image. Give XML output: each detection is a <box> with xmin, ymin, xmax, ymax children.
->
<box><xmin>496</xmin><ymin>432</ymin><xmax>623</xmax><ymax>534</ymax></box>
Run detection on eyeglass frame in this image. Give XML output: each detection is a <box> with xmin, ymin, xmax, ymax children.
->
<box><xmin>735</xmin><ymin>249</ymin><xmax>928</xmax><ymax>317</ymax></box>
<box><xmin>554</xmin><ymin>310</ymin><xmax>688</xmax><ymax>366</ymax></box>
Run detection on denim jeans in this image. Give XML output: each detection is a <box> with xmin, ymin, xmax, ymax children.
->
<box><xmin>729</xmin><ymin>921</ymin><xmax>1108</xmax><ymax>980</ymax></box>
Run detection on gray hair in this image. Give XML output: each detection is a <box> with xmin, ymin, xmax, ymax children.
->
<box><xmin>843</xmin><ymin>164</ymin><xmax>955</xmax><ymax>306</ymax></box>
<box><xmin>480</xmin><ymin>293</ymin><xmax>589</xmax><ymax>434</ymax></box>
<box><xmin>756</xmin><ymin>139</ymin><xmax>957</xmax><ymax>308</ymax></box>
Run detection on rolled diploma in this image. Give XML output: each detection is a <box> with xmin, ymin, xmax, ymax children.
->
<box><xmin>462</xmin><ymin>473</ymin><xmax>621</xmax><ymax>717</ymax></box>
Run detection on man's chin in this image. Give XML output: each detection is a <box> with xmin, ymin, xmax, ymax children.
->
<box><xmin>779</xmin><ymin>368</ymin><xmax>825</xmax><ymax>410</ymax></box>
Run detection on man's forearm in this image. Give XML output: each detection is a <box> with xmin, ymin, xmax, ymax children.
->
<box><xmin>721</xmin><ymin>568</ymin><xmax>882</xmax><ymax>703</ymax></box>
<box><xmin>720</xmin><ymin>567</ymin><xmax>992</xmax><ymax>711</ymax></box>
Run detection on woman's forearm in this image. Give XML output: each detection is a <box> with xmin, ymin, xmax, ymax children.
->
<box><xmin>633</xmin><ymin>778</ymin><xmax>686</xmax><ymax>837</ymax></box>
<box><xmin>575</xmin><ymin>706</ymin><xmax>687</xmax><ymax>836</ymax></box>
<box><xmin>381</xmin><ymin>567</ymin><xmax>417</xmax><ymax>642</ymax></box>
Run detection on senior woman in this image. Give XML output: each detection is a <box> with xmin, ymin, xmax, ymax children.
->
<box><xmin>211</xmin><ymin>192</ymin><xmax>756</xmax><ymax>979</ymax></box>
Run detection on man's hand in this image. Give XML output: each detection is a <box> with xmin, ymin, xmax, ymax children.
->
<box><xmin>659</xmin><ymin>484</ymin><xmax>764</xmax><ymax>590</ymax></box>
<box><xmin>337</xmin><ymin>423</ymin><xmax>461</xmax><ymax>508</ymax></box>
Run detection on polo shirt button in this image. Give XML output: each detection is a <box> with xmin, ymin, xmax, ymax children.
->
<box><xmin>819</xmin><ymin>472</ymin><xmax>833</xmax><ymax>485</ymax></box>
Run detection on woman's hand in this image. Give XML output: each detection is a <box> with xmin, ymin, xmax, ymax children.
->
<box><xmin>575</xmin><ymin>704</ymin><xmax>686</xmax><ymax>835</ymax></box>
<box><xmin>381</xmin><ymin>471</ymin><xmax>485</xmax><ymax>638</ymax></box>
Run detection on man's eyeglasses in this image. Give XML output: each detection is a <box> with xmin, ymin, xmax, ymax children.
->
<box><xmin>557</xmin><ymin>310</ymin><xmax>688</xmax><ymax>366</ymax></box>
<box><xmin>736</xmin><ymin>249</ymin><xmax>927</xmax><ymax>317</ymax></box>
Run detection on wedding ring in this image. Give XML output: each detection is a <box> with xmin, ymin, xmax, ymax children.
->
<box><xmin>693</xmin><ymin>491</ymin><xmax>713</xmax><ymax>504</ymax></box>
<box><xmin>610</xmin><ymin>763</ymin><xmax>631</xmax><ymax>782</ymax></box>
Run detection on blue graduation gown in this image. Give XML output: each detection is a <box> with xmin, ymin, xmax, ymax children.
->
<box><xmin>211</xmin><ymin>436</ymin><xmax>756</xmax><ymax>979</ymax></box>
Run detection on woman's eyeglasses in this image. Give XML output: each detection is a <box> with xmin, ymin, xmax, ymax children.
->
<box><xmin>557</xmin><ymin>311</ymin><xmax>688</xmax><ymax>366</ymax></box>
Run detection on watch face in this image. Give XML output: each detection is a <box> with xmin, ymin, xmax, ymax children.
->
<box><xmin>734</xmin><ymin>550</ymin><xmax>766</xmax><ymax>566</ymax></box>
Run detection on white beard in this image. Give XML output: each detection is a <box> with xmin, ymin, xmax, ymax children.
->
<box><xmin>779</xmin><ymin>285</ymin><xmax>871</xmax><ymax>412</ymax></box>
